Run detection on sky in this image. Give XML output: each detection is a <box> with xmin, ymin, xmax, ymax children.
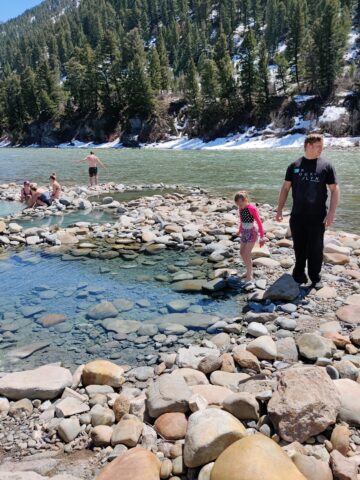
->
<box><xmin>0</xmin><ymin>0</ymin><xmax>43</xmax><ymax>22</ymax></box>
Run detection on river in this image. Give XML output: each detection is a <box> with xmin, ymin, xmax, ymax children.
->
<box><xmin>0</xmin><ymin>147</ymin><xmax>359</xmax><ymax>233</ymax></box>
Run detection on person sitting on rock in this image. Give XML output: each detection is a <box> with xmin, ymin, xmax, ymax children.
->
<box><xmin>235</xmin><ymin>191</ymin><xmax>265</xmax><ymax>282</ymax></box>
<box><xmin>49</xmin><ymin>173</ymin><xmax>62</xmax><ymax>200</ymax></box>
<box><xmin>29</xmin><ymin>184</ymin><xmax>52</xmax><ymax>208</ymax></box>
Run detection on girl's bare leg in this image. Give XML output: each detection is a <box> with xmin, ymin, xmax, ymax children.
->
<box><xmin>241</xmin><ymin>242</ymin><xmax>255</xmax><ymax>281</ymax></box>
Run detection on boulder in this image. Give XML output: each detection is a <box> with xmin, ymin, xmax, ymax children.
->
<box><xmin>336</xmin><ymin>305</ymin><xmax>360</xmax><ymax>325</ymax></box>
<box><xmin>268</xmin><ymin>367</ymin><xmax>340</xmax><ymax>442</ymax></box>
<box><xmin>210</xmin><ymin>434</ymin><xmax>306</xmax><ymax>480</ymax></box>
<box><xmin>0</xmin><ymin>365</ymin><xmax>72</xmax><ymax>400</ymax></box>
<box><xmin>147</xmin><ymin>373</ymin><xmax>192</xmax><ymax>418</ymax></box>
<box><xmin>82</xmin><ymin>360</ymin><xmax>124</xmax><ymax>388</ymax></box>
<box><xmin>184</xmin><ymin>409</ymin><xmax>246</xmax><ymax>468</ymax></box>
<box><xmin>334</xmin><ymin>379</ymin><xmax>360</xmax><ymax>425</ymax></box>
<box><xmin>292</xmin><ymin>453</ymin><xmax>333</xmax><ymax>480</ymax></box>
<box><xmin>154</xmin><ymin>412</ymin><xmax>188</xmax><ymax>440</ymax></box>
<box><xmin>331</xmin><ymin>425</ymin><xmax>351</xmax><ymax>456</ymax></box>
<box><xmin>297</xmin><ymin>334</ymin><xmax>337</xmax><ymax>361</ymax></box>
<box><xmin>96</xmin><ymin>447</ymin><xmax>161</xmax><ymax>480</ymax></box>
<box><xmin>263</xmin><ymin>274</ymin><xmax>300</xmax><ymax>302</ymax></box>
<box><xmin>233</xmin><ymin>347</ymin><xmax>260</xmax><ymax>372</ymax></box>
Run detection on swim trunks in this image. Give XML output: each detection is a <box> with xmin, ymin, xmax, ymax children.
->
<box><xmin>39</xmin><ymin>192</ymin><xmax>52</xmax><ymax>206</ymax></box>
<box><xmin>89</xmin><ymin>167</ymin><xmax>98</xmax><ymax>177</ymax></box>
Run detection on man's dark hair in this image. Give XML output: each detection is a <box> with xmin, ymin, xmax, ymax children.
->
<box><xmin>304</xmin><ymin>133</ymin><xmax>323</xmax><ymax>147</ymax></box>
<box><xmin>90</xmin><ymin>151</ymin><xmax>94</xmax><ymax>154</ymax></box>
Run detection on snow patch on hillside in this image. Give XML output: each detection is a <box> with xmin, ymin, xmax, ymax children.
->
<box><xmin>319</xmin><ymin>106</ymin><xmax>347</xmax><ymax>123</ymax></box>
<box><xmin>58</xmin><ymin>138</ymin><xmax>122</xmax><ymax>149</ymax></box>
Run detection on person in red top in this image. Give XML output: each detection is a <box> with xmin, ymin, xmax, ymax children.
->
<box><xmin>235</xmin><ymin>191</ymin><xmax>265</xmax><ymax>282</ymax></box>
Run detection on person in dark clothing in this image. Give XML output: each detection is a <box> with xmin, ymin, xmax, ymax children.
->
<box><xmin>276</xmin><ymin>133</ymin><xmax>340</xmax><ymax>289</ymax></box>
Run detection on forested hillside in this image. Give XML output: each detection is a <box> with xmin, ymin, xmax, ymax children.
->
<box><xmin>0</xmin><ymin>0</ymin><xmax>359</xmax><ymax>146</ymax></box>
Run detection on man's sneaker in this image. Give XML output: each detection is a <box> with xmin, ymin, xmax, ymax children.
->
<box><xmin>293</xmin><ymin>274</ymin><xmax>308</xmax><ymax>285</ymax></box>
<box><xmin>311</xmin><ymin>280</ymin><xmax>324</xmax><ymax>290</ymax></box>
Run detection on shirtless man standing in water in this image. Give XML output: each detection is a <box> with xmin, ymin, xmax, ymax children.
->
<box><xmin>75</xmin><ymin>151</ymin><xmax>106</xmax><ymax>186</ymax></box>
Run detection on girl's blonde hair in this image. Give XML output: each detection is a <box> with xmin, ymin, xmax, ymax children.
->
<box><xmin>234</xmin><ymin>191</ymin><xmax>249</xmax><ymax>203</ymax></box>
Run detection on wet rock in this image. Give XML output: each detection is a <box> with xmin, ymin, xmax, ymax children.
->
<box><xmin>40</xmin><ymin>314</ymin><xmax>67</xmax><ymax>327</ymax></box>
<box><xmin>167</xmin><ymin>299</ymin><xmax>191</xmax><ymax>313</ymax></box>
<box><xmin>211</xmin><ymin>434</ymin><xmax>306</xmax><ymax>480</ymax></box>
<box><xmin>0</xmin><ymin>364</ymin><xmax>72</xmax><ymax>400</ymax></box>
<box><xmin>82</xmin><ymin>360</ymin><xmax>125</xmax><ymax>387</ymax></box>
<box><xmin>96</xmin><ymin>447</ymin><xmax>161</xmax><ymax>480</ymax></box>
<box><xmin>7</xmin><ymin>342</ymin><xmax>50</xmax><ymax>360</ymax></box>
<box><xmin>154</xmin><ymin>412</ymin><xmax>188</xmax><ymax>440</ymax></box>
<box><xmin>87</xmin><ymin>301</ymin><xmax>118</xmax><ymax>320</ymax></box>
<box><xmin>268</xmin><ymin>366</ymin><xmax>340</xmax><ymax>442</ymax></box>
<box><xmin>152</xmin><ymin>313</ymin><xmax>219</xmax><ymax>329</ymax></box>
<box><xmin>183</xmin><ymin>409</ymin><xmax>246</xmax><ymax>468</ymax></box>
<box><xmin>172</xmin><ymin>280</ymin><xmax>207</xmax><ymax>292</ymax></box>
<box><xmin>113</xmin><ymin>298</ymin><xmax>135</xmax><ymax>311</ymax></box>
<box><xmin>297</xmin><ymin>334</ymin><xmax>337</xmax><ymax>361</ymax></box>
<box><xmin>102</xmin><ymin>318</ymin><xmax>141</xmax><ymax>334</ymax></box>
<box><xmin>263</xmin><ymin>274</ymin><xmax>300</xmax><ymax>302</ymax></box>
<box><xmin>147</xmin><ymin>373</ymin><xmax>192</xmax><ymax>418</ymax></box>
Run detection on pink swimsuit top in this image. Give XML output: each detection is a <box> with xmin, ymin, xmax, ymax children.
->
<box><xmin>239</xmin><ymin>203</ymin><xmax>264</xmax><ymax>238</ymax></box>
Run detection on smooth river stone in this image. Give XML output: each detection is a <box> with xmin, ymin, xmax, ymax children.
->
<box><xmin>40</xmin><ymin>314</ymin><xmax>67</xmax><ymax>327</ymax></box>
<box><xmin>96</xmin><ymin>447</ymin><xmax>161</xmax><ymax>480</ymax></box>
<box><xmin>211</xmin><ymin>434</ymin><xmax>306</xmax><ymax>480</ymax></box>
<box><xmin>172</xmin><ymin>280</ymin><xmax>207</xmax><ymax>292</ymax></box>
<box><xmin>150</xmin><ymin>313</ymin><xmax>220</xmax><ymax>329</ymax></box>
<box><xmin>0</xmin><ymin>365</ymin><xmax>72</xmax><ymax>400</ymax></box>
<box><xmin>336</xmin><ymin>304</ymin><xmax>360</xmax><ymax>324</ymax></box>
<box><xmin>7</xmin><ymin>342</ymin><xmax>50</xmax><ymax>359</ymax></box>
<box><xmin>101</xmin><ymin>319</ymin><xmax>141</xmax><ymax>334</ymax></box>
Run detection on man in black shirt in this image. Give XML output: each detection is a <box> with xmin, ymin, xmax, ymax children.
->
<box><xmin>276</xmin><ymin>133</ymin><xmax>340</xmax><ymax>288</ymax></box>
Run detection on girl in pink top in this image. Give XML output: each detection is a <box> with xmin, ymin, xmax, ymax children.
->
<box><xmin>235</xmin><ymin>191</ymin><xmax>265</xmax><ymax>281</ymax></box>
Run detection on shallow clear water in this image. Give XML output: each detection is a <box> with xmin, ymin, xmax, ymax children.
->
<box><xmin>0</xmin><ymin>147</ymin><xmax>359</xmax><ymax>233</ymax></box>
<box><xmin>0</xmin><ymin>200</ymin><xmax>24</xmax><ymax>217</ymax></box>
<box><xmin>0</xmin><ymin>249</ymin><xmax>242</xmax><ymax>372</ymax></box>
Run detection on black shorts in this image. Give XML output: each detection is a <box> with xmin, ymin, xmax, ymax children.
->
<box><xmin>89</xmin><ymin>167</ymin><xmax>98</xmax><ymax>177</ymax></box>
<box><xmin>38</xmin><ymin>193</ymin><xmax>52</xmax><ymax>206</ymax></box>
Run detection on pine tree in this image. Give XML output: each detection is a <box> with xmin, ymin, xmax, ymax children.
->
<box><xmin>257</xmin><ymin>40</ymin><xmax>270</xmax><ymax>105</ymax></box>
<box><xmin>274</xmin><ymin>52</ymin><xmax>289</xmax><ymax>94</ymax></box>
<box><xmin>239</xmin><ymin>30</ymin><xmax>258</xmax><ymax>107</ymax></box>
<box><xmin>185</xmin><ymin>59</ymin><xmax>200</xmax><ymax>117</ymax></box>
<box><xmin>149</xmin><ymin>48</ymin><xmax>162</xmax><ymax>93</ymax></box>
<box><xmin>286</xmin><ymin>0</ymin><xmax>307</xmax><ymax>87</ymax></box>
<box><xmin>200</xmin><ymin>59</ymin><xmax>221</xmax><ymax>103</ymax></box>
<box><xmin>157</xmin><ymin>30</ymin><xmax>170</xmax><ymax>91</ymax></box>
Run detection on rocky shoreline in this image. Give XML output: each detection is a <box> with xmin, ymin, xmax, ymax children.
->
<box><xmin>0</xmin><ymin>183</ymin><xmax>360</xmax><ymax>479</ymax></box>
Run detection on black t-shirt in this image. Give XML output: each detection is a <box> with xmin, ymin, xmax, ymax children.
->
<box><xmin>285</xmin><ymin>156</ymin><xmax>337</xmax><ymax>216</ymax></box>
